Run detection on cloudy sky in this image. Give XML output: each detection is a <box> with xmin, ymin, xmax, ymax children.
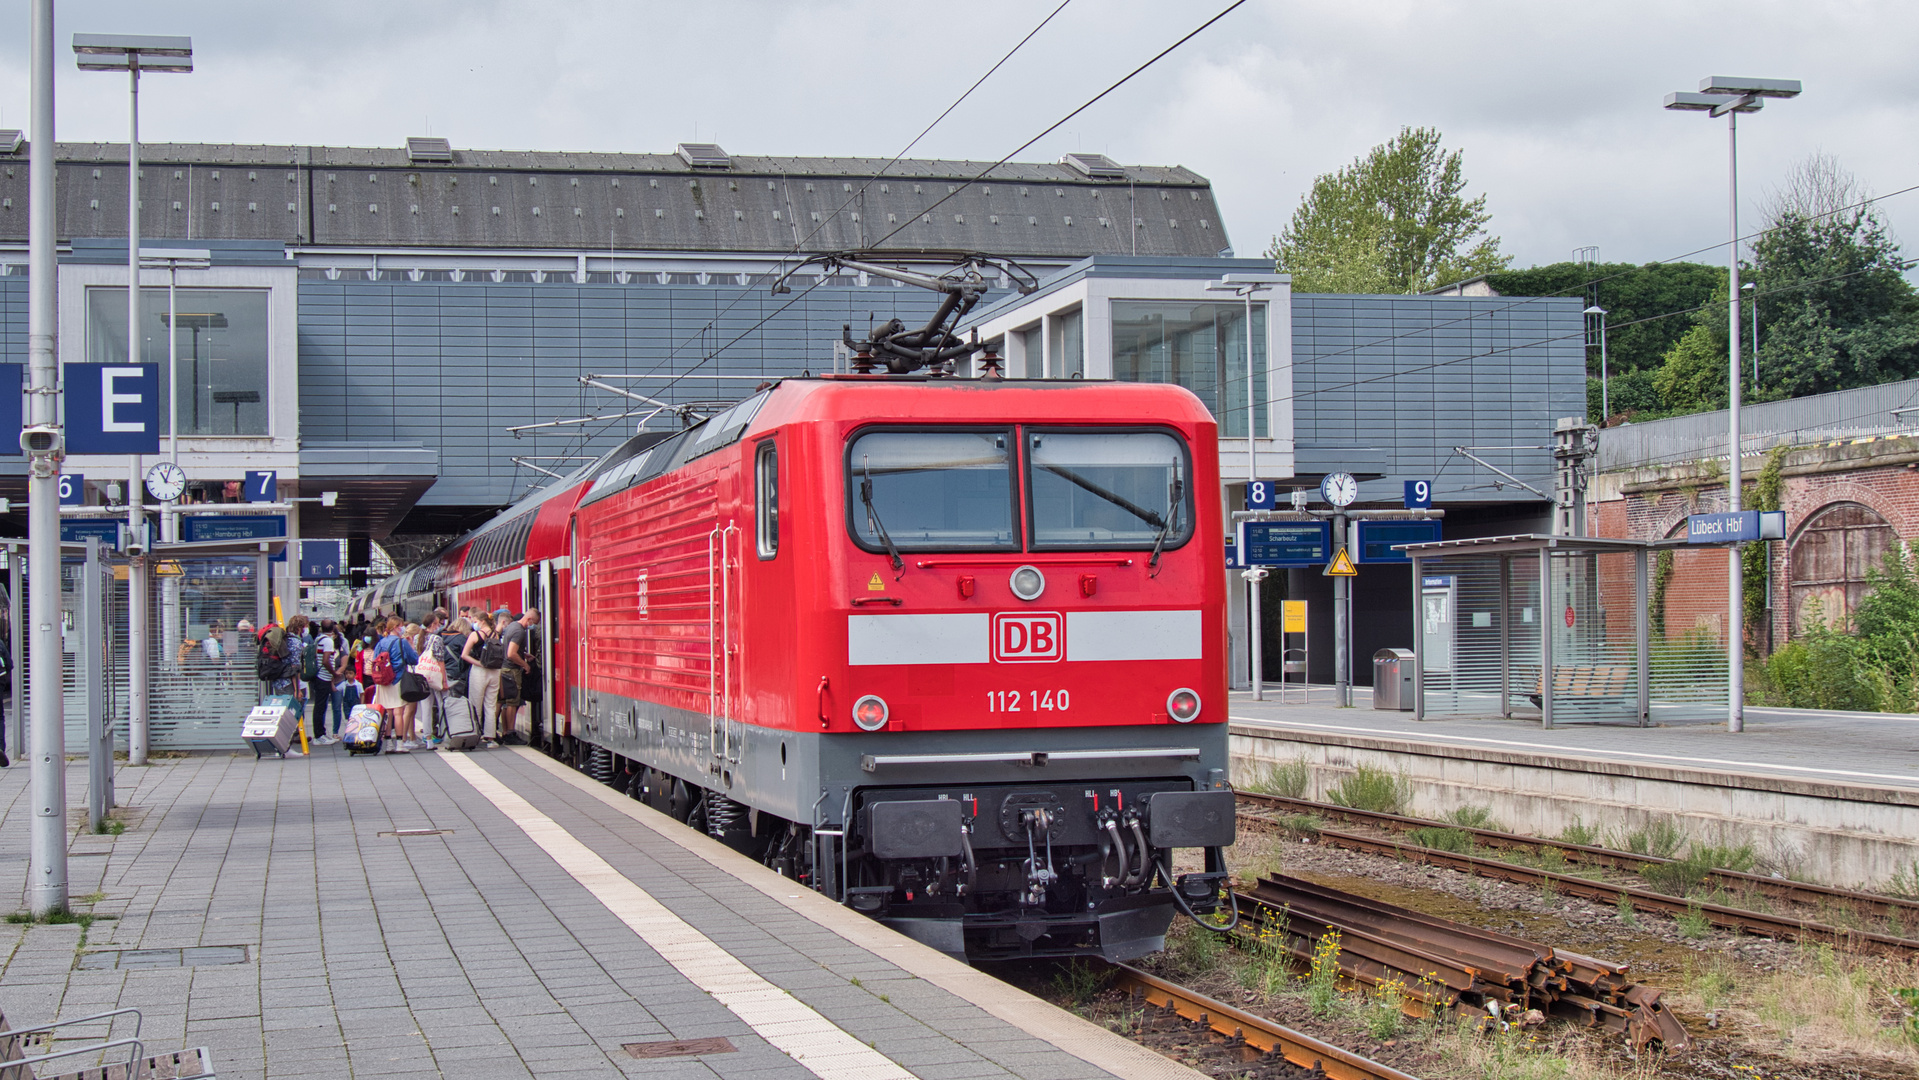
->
<box><xmin>3</xmin><ymin>0</ymin><xmax>1914</xmax><ymax>275</ymax></box>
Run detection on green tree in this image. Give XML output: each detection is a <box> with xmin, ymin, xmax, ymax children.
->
<box><xmin>1750</xmin><ymin>206</ymin><xmax>1919</xmax><ymax>399</ymax></box>
<box><xmin>1653</xmin><ymin>281</ymin><xmax>1733</xmax><ymax>413</ymax></box>
<box><xmin>1267</xmin><ymin>127</ymin><xmax>1509</xmax><ymax>294</ymax></box>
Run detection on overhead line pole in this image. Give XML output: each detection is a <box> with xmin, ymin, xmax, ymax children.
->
<box><xmin>26</xmin><ymin>0</ymin><xmax>66</xmax><ymax>917</ymax></box>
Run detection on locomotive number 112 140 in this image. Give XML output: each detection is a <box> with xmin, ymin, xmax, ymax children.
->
<box><xmin>986</xmin><ymin>689</ymin><xmax>1071</xmax><ymax>712</ymax></box>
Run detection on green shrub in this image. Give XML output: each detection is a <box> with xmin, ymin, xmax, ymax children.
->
<box><xmin>1557</xmin><ymin>817</ymin><xmax>1601</xmax><ymax>847</ymax></box>
<box><xmin>1407</xmin><ymin>827</ymin><xmax>1474</xmax><ymax>854</ymax></box>
<box><xmin>1621</xmin><ymin>818</ymin><xmax>1686</xmax><ymax>859</ymax></box>
<box><xmin>1761</xmin><ymin>625</ymin><xmax>1881</xmax><ymax>711</ymax></box>
<box><xmin>1443</xmin><ymin>804</ymin><xmax>1503</xmax><ymax>832</ymax></box>
<box><xmin>1247</xmin><ymin>758</ymin><xmax>1311</xmax><ymax>799</ymax></box>
<box><xmin>1641</xmin><ymin>843</ymin><xmax>1753</xmax><ymax>896</ymax></box>
<box><xmin>1326</xmin><ymin>765</ymin><xmax>1411</xmax><ymax>815</ymax></box>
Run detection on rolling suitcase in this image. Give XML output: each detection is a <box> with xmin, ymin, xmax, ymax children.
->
<box><xmin>243</xmin><ymin>695</ymin><xmax>300</xmax><ymax>759</ymax></box>
<box><xmin>342</xmin><ymin>704</ymin><xmax>386</xmax><ymax>756</ymax></box>
<box><xmin>441</xmin><ymin>694</ymin><xmax>480</xmax><ymax>751</ymax></box>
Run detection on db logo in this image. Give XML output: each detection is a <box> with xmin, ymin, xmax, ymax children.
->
<box><xmin>992</xmin><ymin>612</ymin><xmax>1064</xmax><ymax>663</ymax></box>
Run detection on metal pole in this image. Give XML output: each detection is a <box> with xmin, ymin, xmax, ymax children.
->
<box><xmin>1499</xmin><ymin>554</ymin><xmax>1512</xmax><ymax>719</ymax></box>
<box><xmin>1598</xmin><ymin>314</ymin><xmax>1610</xmax><ymax>421</ymax></box>
<box><xmin>125</xmin><ymin>61</ymin><xmax>148</xmax><ymax>767</ymax></box>
<box><xmin>159</xmin><ymin>264</ymin><xmax>180</xmax><ymax>669</ymax></box>
<box><xmin>1333</xmin><ymin>511</ymin><xmax>1349</xmax><ymax>707</ymax></box>
<box><xmin>84</xmin><ymin>537</ymin><xmax>105</xmax><ymax>834</ymax></box>
<box><xmin>26</xmin><ymin>0</ymin><xmax>69</xmax><ymax>917</ymax></box>
<box><xmin>1247</xmin><ymin>571</ymin><xmax>1264</xmax><ymax>701</ymax></box>
<box><xmin>1635</xmin><ymin>548</ymin><xmax>1651</xmax><ymax>727</ymax></box>
<box><xmin>254</xmin><ymin>549</ymin><xmax>269</xmax><ymax>705</ymax></box>
<box><xmin>1726</xmin><ymin>108</ymin><xmax>1745</xmax><ymax>734</ymax></box>
<box><xmin>8</xmin><ymin>548</ymin><xmax>22</xmax><ymax>761</ymax></box>
<box><xmin>1750</xmin><ymin>286</ymin><xmax>1760</xmax><ymax>386</ymax></box>
<box><xmin>1411</xmin><ymin>554</ymin><xmax>1424</xmax><ymax>721</ymax></box>
<box><xmin>1539</xmin><ymin>547</ymin><xmax>1554</xmax><ymax>730</ymax></box>
<box><xmin>1245</xmin><ymin>287</ymin><xmax>1257</xmax><ymax>481</ymax></box>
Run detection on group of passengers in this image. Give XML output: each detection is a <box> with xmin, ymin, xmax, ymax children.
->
<box><xmin>273</xmin><ymin>605</ymin><xmax>539</xmax><ymax>753</ymax></box>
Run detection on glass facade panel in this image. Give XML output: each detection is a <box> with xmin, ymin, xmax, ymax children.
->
<box><xmin>1111</xmin><ymin>301</ymin><xmax>1267</xmax><ymax>437</ymax></box>
<box><xmin>87</xmin><ymin>287</ymin><xmax>271</xmax><ymax>436</ymax></box>
<box><xmin>1048</xmin><ymin>307</ymin><xmax>1084</xmax><ymax>378</ymax></box>
<box><xmin>847</xmin><ymin>429</ymin><xmax>1016</xmax><ymax>551</ymax></box>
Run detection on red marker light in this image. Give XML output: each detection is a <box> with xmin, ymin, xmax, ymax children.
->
<box><xmin>853</xmin><ymin>695</ymin><xmax>889</xmax><ymax>731</ymax></box>
<box><xmin>1167</xmin><ymin>688</ymin><xmax>1201</xmax><ymax>723</ymax></box>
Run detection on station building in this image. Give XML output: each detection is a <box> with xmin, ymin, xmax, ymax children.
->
<box><xmin>0</xmin><ymin>136</ymin><xmax>1583</xmax><ymax>703</ymax></box>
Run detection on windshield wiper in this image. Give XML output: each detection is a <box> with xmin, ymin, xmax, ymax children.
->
<box><xmin>1038</xmin><ymin>464</ymin><xmax>1166</xmax><ymax>529</ymax></box>
<box><xmin>1149</xmin><ymin>476</ymin><xmax>1184</xmax><ymax>574</ymax></box>
<box><xmin>860</xmin><ymin>460</ymin><xmax>904</xmax><ymax>575</ymax></box>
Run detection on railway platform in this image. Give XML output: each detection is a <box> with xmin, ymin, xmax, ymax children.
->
<box><xmin>0</xmin><ymin>748</ymin><xmax>1201</xmax><ymax>1080</ymax></box>
<box><xmin>1229</xmin><ymin>688</ymin><xmax>1919</xmax><ymax>888</ymax></box>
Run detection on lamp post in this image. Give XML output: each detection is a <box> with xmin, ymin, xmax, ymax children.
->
<box><xmin>1665</xmin><ymin>75</ymin><xmax>1802</xmax><ymax>735</ymax></box>
<box><xmin>1584</xmin><ymin>305</ymin><xmax>1610</xmax><ymax>420</ymax></box>
<box><xmin>139</xmin><ymin>248</ymin><xmax>210</xmax><ymax>673</ymax></box>
<box><xmin>1208</xmin><ymin>273</ymin><xmax>1285</xmax><ymax>699</ymax></box>
<box><xmin>1742</xmin><ymin>280</ymin><xmax>1759</xmax><ymax>386</ymax></box>
<box><xmin>74</xmin><ymin>33</ymin><xmax>192</xmax><ymax>770</ymax></box>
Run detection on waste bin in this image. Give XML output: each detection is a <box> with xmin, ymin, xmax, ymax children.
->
<box><xmin>1373</xmin><ymin>648</ymin><xmax>1415</xmax><ymax>711</ymax></box>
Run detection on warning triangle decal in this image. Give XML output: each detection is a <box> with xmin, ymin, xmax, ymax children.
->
<box><xmin>867</xmin><ymin>572</ymin><xmax>886</xmax><ymax>591</ymax></box>
<box><xmin>1325</xmin><ymin>547</ymin><xmax>1357</xmax><ymax>577</ymax></box>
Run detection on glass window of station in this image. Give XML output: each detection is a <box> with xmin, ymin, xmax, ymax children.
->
<box><xmin>86</xmin><ymin>287</ymin><xmax>272</xmax><ymax>436</ymax></box>
<box><xmin>1110</xmin><ymin>300</ymin><xmax>1268</xmax><ymax>438</ymax></box>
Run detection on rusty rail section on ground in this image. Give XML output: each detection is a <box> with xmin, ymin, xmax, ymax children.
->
<box><xmin>1240</xmin><ymin>796</ymin><xmax>1919</xmax><ymax>958</ymax></box>
<box><xmin>1109</xmin><ymin>963</ymin><xmax>1424</xmax><ymax>1080</ymax></box>
<box><xmin>1238</xmin><ymin>875</ymin><xmax>1690</xmax><ymax>1052</ymax></box>
<box><xmin>1239</xmin><ymin>791</ymin><xmax>1919</xmax><ymax>925</ymax></box>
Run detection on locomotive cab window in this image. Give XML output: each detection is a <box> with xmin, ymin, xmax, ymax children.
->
<box><xmin>755</xmin><ymin>439</ymin><xmax>779</xmax><ymax>559</ymax></box>
<box><xmin>1027</xmin><ymin>429</ymin><xmax>1192</xmax><ymax>550</ymax></box>
<box><xmin>846</xmin><ymin>429</ymin><xmax>1017</xmax><ymax>551</ymax></box>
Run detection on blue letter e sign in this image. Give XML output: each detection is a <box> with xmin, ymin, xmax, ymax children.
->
<box><xmin>64</xmin><ymin>363</ymin><xmax>160</xmax><ymax>455</ymax></box>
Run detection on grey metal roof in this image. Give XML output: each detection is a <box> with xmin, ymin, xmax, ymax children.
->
<box><xmin>0</xmin><ymin>141</ymin><xmax>1227</xmax><ymax>259</ymax></box>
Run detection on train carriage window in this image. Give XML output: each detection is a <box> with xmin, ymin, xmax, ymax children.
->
<box><xmin>1027</xmin><ymin>429</ymin><xmax>1192</xmax><ymax>550</ymax></box>
<box><xmin>846</xmin><ymin>429</ymin><xmax>1017</xmax><ymax>552</ymax></box>
<box><xmin>756</xmin><ymin>439</ymin><xmax>779</xmax><ymax>559</ymax></box>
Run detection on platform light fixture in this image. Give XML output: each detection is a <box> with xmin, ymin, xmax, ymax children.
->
<box><xmin>74</xmin><ymin>32</ymin><xmax>193</xmax><ymax>774</ymax></box>
<box><xmin>1664</xmin><ymin>75</ymin><xmax>1802</xmax><ymax>734</ymax></box>
<box><xmin>1583</xmin><ymin>306</ymin><xmax>1610</xmax><ymax>420</ymax></box>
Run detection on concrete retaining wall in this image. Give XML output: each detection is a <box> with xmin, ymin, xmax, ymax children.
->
<box><xmin>1231</xmin><ymin>724</ymin><xmax>1919</xmax><ymax>891</ymax></box>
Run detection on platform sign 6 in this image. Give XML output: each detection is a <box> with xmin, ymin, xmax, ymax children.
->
<box><xmin>1404</xmin><ymin>480</ymin><xmax>1433</xmax><ymax>510</ymax></box>
<box><xmin>245</xmin><ymin>470</ymin><xmax>277</xmax><ymax>503</ymax></box>
<box><xmin>58</xmin><ymin>472</ymin><xmax>85</xmax><ymax>506</ymax></box>
<box><xmin>991</xmin><ymin>612</ymin><xmax>1063</xmax><ymax>663</ymax></box>
<box><xmin>1245</xmin><ymin>479</ymin><xmax>1278</xmax><ymax>511</ymax></box>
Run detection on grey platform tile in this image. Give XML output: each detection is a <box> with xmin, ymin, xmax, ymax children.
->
<box><xmin>902</xmin><ymin>1064</ymin><xmax>1021</xmax><ymax>1080</ymax></box>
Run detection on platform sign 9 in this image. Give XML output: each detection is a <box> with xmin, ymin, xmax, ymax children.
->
<box><xmin>1404</xmin><ymin>480</ymin><xmax>1432</xmax><ymax>510</ymax></box>
<box><xmin>1246</xmin><ymin>479</ymin><xmax>1278</xmax><ymax>511</ymax></box>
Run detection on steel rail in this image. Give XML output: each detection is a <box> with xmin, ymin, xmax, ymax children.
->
<box><xmin>1238</xmin><ymin>791</ymin><xmax>1919</xmax><ymax>923</ymax></box>
<box><xmin>1108</xmin><ymin>963</ymin><xmax>1424</xmax><ymax>1080</ymax></box>
<box><xmin>1261</xmin><ymin>818</ymin><xmax>1919</xmax><ymax>957</ymax></box>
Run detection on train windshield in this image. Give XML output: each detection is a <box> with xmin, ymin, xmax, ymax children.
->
<box><xmin>1027</xmin><ymin>429</ymin><xmax>1191</xmax><ymax>550</ymax></box>
<box><xmin>847</xmin><ymin>429</ymin><xmax>1017</xmax><ymax>551</ymax></box>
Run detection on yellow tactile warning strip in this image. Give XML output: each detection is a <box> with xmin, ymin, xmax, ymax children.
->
<box><xmin>505</xmin><ymin>747</ymin><xmax>1208</xmax><ymax>1080</ymax></box>
<box><xmin>440</xmin><ymin>752</ymin><xmax>917</xmax><ymax>1080</ymax></box>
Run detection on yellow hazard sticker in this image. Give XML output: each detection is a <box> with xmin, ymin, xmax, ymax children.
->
<box><xmin>867</xmin><ymin>572</ymin><xmax>886</xmax><ymax>591</ymax></box>
<box><xmin>1325</xmin><ymin>548</ymin><xmax>1357</xmax><ymax>577</ymax></box>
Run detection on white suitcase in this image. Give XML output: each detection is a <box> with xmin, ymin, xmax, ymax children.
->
<box><xmin>243</xmin><ymin>696</ymin><xmax>300</xmax><ymax>759</ymax></box>
<box><xmin>441</xmin><ymin>694</ymin><xmax>480</xmax><ymax>751</ymax></box>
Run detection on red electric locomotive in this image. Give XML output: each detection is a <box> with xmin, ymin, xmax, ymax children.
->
<box><xmin>364</xmin><ymin>373</ymin><xmax>1237</xmax><ymax>961</ymax></box>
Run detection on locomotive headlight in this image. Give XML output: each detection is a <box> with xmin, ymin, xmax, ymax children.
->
<box><xmin>1010</xmin><ymin>565</ymin><xmax>1046</xmax><ymax>601</ymax></box>
<box><xmin>1167</xmin><ymin>688</ymin><xmax>1202</xmax><ymax>723</ymax></box>
<box><xmin>853</xmin><ymin>694</ymin><xmax>890</xmax><ymax>731</ymax></box>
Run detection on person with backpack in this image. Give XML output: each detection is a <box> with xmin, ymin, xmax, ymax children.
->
<box><xmin>461</xmin><ymin>610</ymin><xmax>505</xmax><ymax>748</ymax></box>
<box><xmin>257</xmin><ymin>615</ymin><xmax>308</xmax><ymax>725</ymax></box>
<box><xmin>307</xmin><ymin>619</ymin><xmax>345</xmax><ymax>744</ymax></box>
<box><xmin>370</xmin><ymin>616</ymin><xmax>420</xmax><ymax>753</ymax></box>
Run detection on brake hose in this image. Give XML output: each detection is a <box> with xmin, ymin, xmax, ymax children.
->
<box><xmin>1160</xmin><ymin>851</ymin><xmax>1240</xmax><ymax>933</ymax></box>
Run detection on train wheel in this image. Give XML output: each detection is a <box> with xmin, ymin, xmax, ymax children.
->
<box><xmin>669</xmin><ymin>779</ymin><xmax>698</xmax><ymax>823</ymax></box>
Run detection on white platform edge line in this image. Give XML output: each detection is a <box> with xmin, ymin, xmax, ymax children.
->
<box><xmin>439</xmin><ymin>753</ymin><xmax>916</xmax><ymax>1080</ymax></box>
<box><xmin>1230</xmin><ymin>716</ymin><xmax>1919</xmax><ymax>786</ymax></box>
<box><xmin>500</xmin><ymin>747</ymin><xmax>1207</xmax><ymax>1080</ymax></box>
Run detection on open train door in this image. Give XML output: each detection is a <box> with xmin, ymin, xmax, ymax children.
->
<box><xmin>522</xmin><ymin>561</ymin><xmax>559</xmax><ymax>750</ymax></box>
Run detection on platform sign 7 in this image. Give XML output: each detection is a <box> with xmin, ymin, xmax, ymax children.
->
<box><xmin>58</xmin><ymin>472</ymin><xmax>84</xmax><ymax>506</ymax></box>
<box><xmin>245</xmin><ymin>470</ymin><xmax>277</xmax><ymax>503</ymax></box>
<box><xmin>1246</xmin><ymin>479</ymin><xmax>1279</xmax><ymax>511</ymax></box>
<box><xmin>1404</xmin><ymin>480</ymin><xmax>1433</xmax><ymax>510</ymax></box>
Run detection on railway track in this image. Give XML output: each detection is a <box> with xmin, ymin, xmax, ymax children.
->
<box><xmin>1109</xmin><ymin>963</ymin><xmax>1422</xmax><ymax>1080</ymax></box>
<box><xmin>1238</xmin><ymin>791</ymin><xmax>1919</xmax><ymax>957</ymax></box>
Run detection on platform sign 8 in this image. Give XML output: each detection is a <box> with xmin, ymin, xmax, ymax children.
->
<box><xmin>1404</xmin><ymin>480</ymin><xmax>1433</xmax><ymax>510</ymax></box>
<box><xmin>1246</xmin><ymin>479</ymin><xmax>1278</xmax><ymax>511</ymax></box>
